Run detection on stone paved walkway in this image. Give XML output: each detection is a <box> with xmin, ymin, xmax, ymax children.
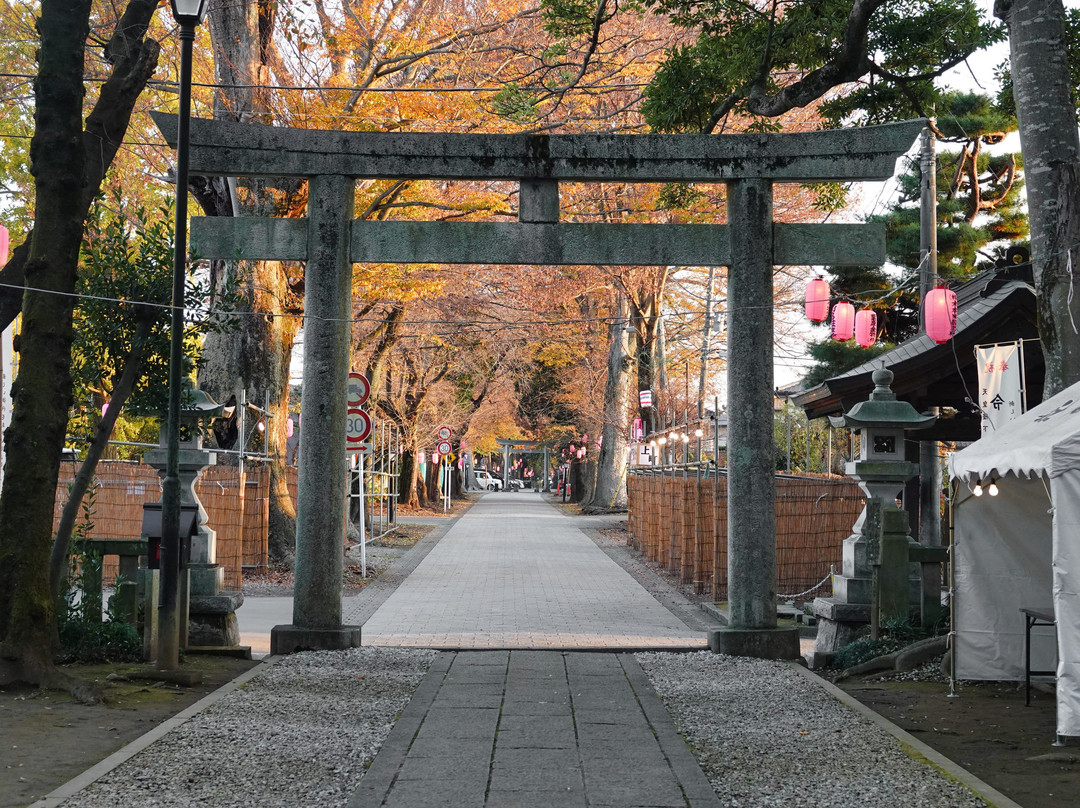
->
<box><xmin>351</xmin><ymin>492</ymin><xmax>707</xmax><ymax>649</ymax></box>
<box><xmin>347</xmin><ymin>650</ymin><xmax>721</xmax><ymax>808</ymax></box>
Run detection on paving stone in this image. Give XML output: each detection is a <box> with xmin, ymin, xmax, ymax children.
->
<box><xmin>379</xmin><ymin>778</ymin><xmax>487</xmax><ymax>808</ymax></box>
<box><xmin>494</xmin><ymin>760</ymin><xmax>587</xmax><ymax>790</ymax></box>
<box><xmin>485</xmin><ymin>789</ymin><xmax>588</xmax><ymax>808</ymax></box>
<box><xmin>428</xmin><ymin>683</ymin><xmax>504</xmax><ymax>708</ymax></box>
<box><xmin>406</xmin><ymin>735</ymin><xmax>492</xmax><ymax>761</ymax></box>
<box><xmin>418</xmin><ymin>708</ymin><xmax>500</xmax><ymax>738</ymax></box>
<box><xmin>394</xmin><ymin>753</ymin><xmax>491</xmax><ymax>781</ymax></box>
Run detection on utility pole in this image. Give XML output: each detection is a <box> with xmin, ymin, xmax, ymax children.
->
<box><xmin>919</xmin><ymin>125</ymin><xmax>938</xmax><ymax>332</ymax></box>
<box><xmin>918</xmin><ymin>122</ymin><xmax>943</xmax><ymax>622</ymax></box>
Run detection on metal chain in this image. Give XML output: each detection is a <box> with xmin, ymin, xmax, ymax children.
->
<box><xmin>777</xmin><ymin>574</ymin><xmax>832</xmax><ymax>601</ymax></box>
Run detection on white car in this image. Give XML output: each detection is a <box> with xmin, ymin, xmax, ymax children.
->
<box><xmin>473</xmin><ymin>470</ymin><xmax>503</xmax><ymax>491</ymax></box>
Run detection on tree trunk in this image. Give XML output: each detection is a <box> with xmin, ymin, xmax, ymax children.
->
<box><xmin>427</xmin><ymin>460</ymin><xmax>443</xmax><ymax>505</ymax></box>
<box><xmin>0</xmin><ymin>1</ymin><xmax>100</xmax><ymax>702</ymax></box>
<box><xmin>202</xmin><ymin>0</ymin><xmax>303</xmax><ymax>564</ymax></box>
<box><xmin>401</xmin><ymin>447</ymin><xmax>428</xmax><ymax>510</ymax></box>
<box><xmin>48</xmin><ymin>318</ymin><xmax>153</xmax><ymax>599</ymax></box>
<box><xmin>996</xmin><ymin>0</ymin><xmax>1080</xmax><ymax>395</ymax></box>
<box><xmin>0</xmin><ymin>0</ymin><xmax>160</xmax><ymax>333</ymax></box>
<box><xmin>589</xmin><ymin>296</ymin><xmax>633</xmax><ymax>509</ymax></box>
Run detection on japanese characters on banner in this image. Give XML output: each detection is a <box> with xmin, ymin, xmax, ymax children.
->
<box><xmin>977</xmin><ymin>342</ymin><xmax>1023</xmax><ymax>434</ymax></box>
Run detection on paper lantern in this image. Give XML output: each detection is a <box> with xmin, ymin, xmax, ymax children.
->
<box><xmin>804</xmin><ymin>277</ymin><xmax>830</xmax><ymax>323</ymax></box>
<box><xmin>639</xmin><ymin>390</ymin><xmax>653</xmax><ymax>408</ymax></box>
<box><xmin>924</xmin><ymin>286</ymin><xmax>957</xmax><ymax>344</ymax></box>
<box><xmin>831</xmin><ymin>301</ymin><xmax>855</xmax><ymax>342</ymax></box>
<box><xmin>854</xmin><ymin>309</ymin><xmax>877</xmax><ymax>348</ymax></box>
<box><xmin>0</xmin><ymin>224</ymin><xmax>8</xmax><ymax>267</ymax></box>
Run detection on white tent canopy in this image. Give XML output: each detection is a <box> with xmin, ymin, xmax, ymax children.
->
<box><xmin>949</xmin><ymin>380</ymin><xmax>1080</xmax><ymax>738</ymax></box>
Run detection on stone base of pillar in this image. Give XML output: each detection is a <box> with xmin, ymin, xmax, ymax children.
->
<box><xmin>188</xmin><ymin>592</ymin><xmax>244</xmax><ymax>647</ymax></box>
<box><xmin>270</xmin><ymin>624</ymin><xmax>362</xmax><ymax>656</ymax></box>
<box><xmin>708</xmin><ymin>627</ymin><xmax>801</xmax><ymax>660</ymax></box>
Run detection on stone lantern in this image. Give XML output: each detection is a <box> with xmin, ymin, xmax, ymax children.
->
<box><xmin>810</xmin><ymin>368</ymin><xmax>936</xmax><ymax>663</ymax></box>
<box><xmin>143</xmin><ymin>385</ymin><xmax>243</xmax><ymax>650</ymax></box>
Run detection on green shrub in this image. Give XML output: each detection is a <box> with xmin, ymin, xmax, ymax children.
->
<box><xmin>56</xmin><ymin>482</ymin><xmax>142</xmax><ymax>664</ymax></box>
<box><xmin>832</xmin><ymin>616</ymin><xmax>926</xmax><ymax>670</ymax></box>
<box><xmin>58</xmin><ymin>619</ymin><xmax>142</xmax><ymax>664</ymax></box>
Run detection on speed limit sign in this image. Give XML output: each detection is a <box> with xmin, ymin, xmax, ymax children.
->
<box><xmin>347</xmin><ymin>408</ymin><xmax>372</xmax><ymax>453</ymax></box>
<box><xmin>437</xmin><ymin>440</ymin><xmax>452</xmax><ymax>456</ymax></box>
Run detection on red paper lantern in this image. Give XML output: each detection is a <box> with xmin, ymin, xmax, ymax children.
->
<box><xmin>924</xmin><ymin>286</ymin><xmax>958</xmax><ymax>344</ymax></box>
<box><xmin>0</xmin><ymin>225</ymin><xmax>8</xmax><ymax>267</ymax></box>
<box><xmin>854</xmin><ymin>309</ymin><xmax>877</xmax><ymax>348</ymax></box>
<box><xmin>831</xmin><ymin>301</ymin><xmax>855</xmax><ymax>342</ymax></box>
<box><xmin>805</xmin><ymin>277</ymin><xmax>830</xmax><ymax>323</ymax></box>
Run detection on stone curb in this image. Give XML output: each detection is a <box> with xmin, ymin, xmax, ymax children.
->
<box><xmin>620</xmin><ymin>654</ymin><xmax>722</xmax><ymax>806</ymax></box>
<box><xmin>28</xmin><ymin>657</ymin><xmax>280</xmax><ymax>808</ymax></box>
<box><xmin>791</xmin><ymin>663</ymin><xmax>1025</xmax><ymax>808</ymax></box>
<box><xmin>346</xmin><ymin>651</ymin><xmax>454</xmax><ymax>807</ymax></box>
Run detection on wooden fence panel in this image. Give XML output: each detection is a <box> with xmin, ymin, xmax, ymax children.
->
<box><xmin>198</xmin><ymin>466</ymin><xmax>246</xmax><ymax>590</ymax></box>
<box><xmin>242</xmin><ymin>466</ymin><xmax>271</xmax><ymax>574</ymax></box>
<box><xmin>52</xmin><ymin>459</ymin><xmax>295</xmax><ymax>592</ymax></box>
<box><xmin>626</xmin><ymin>469</ymin><xmax>862</xmax><ymax>603</ymax></box>
<box><xmin>54</xmin><ymin>461</ymin><xmax>160</xmax><ymax>585</ymax></box>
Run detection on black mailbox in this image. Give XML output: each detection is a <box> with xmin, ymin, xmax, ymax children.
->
<box><xmin>141</xmin><ymin>502</ymin><xmax>199</xmax><ymax>569</ymax></box>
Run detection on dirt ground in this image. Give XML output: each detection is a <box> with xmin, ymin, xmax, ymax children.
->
<box><xmin>0</xmin><ymin>654</ymin><xmax>258</xmax><ymax>808</ymax></box>
<box><xmin>838</xmin><ymin>671</ymin><xmax>1080</xmax><ymax>808</ymax></box>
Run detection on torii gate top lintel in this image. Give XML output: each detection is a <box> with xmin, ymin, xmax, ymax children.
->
<box><xmin>153</xmin><ymin>112</ymin><xmax>925</xmax><ymax>184</ymax></box>
<box><xmin>153</xmin><ymin>113</ymin><xmax>924</xmax><ymax>269</ymax></box>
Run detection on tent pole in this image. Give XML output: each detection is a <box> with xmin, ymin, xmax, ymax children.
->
<box><xmin>948</xmin><ymin>479</ymin><xmax>958</xmax><ymax>698</ymax></box>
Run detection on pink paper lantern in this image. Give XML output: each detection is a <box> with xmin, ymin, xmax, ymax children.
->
<box><xmin>924</xmin><ymin>286</ymin><xmax>958</xmax><ymax>344</ymax></box>
<box><xmin>831</xmin><ymin>301</ymin><xmax>855</xmax><ymax>342</ymax></box>
<box><xmin>804</xmin><ymin>277</ymin><xmax>830</xmax><ymax>323</ymax></box>
<box><xmin>0</xmin><ymin>225</ymin><xmax>8</xmax><ymax>267</ymax></box>
<box><xmin>854</xmin><ymin>309</ymin><xmax>877</xmax><ymax>348</ymax></box>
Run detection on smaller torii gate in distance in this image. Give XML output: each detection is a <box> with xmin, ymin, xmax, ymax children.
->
<box><xmin>494</xmin><ymin>439</ymin><xmax>553</xmax><ymax>492</ymax></box>
<box><xmin>154</xmin><ymin>112</ymin><xmax>924</xmax><ymax>658</ymax></box>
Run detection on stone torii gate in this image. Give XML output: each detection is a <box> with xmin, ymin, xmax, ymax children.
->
<box><xmin>154</xmin><ymin>113</ymin><xmax>923</xmax><ymax>657</ymax></box>
<box><xmin>494</xmin><ymin>439</ymin><xmax>553</xmax><ymax>492</ymax></box>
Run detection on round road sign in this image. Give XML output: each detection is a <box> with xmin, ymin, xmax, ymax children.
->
<box><xmin>347</xmin><ymin>373</ymin><xmax>370</xmax><ymax>408</ymax></box>
<box><xmin>437</xmin><ymin>425</ymin><xmax>452</xmax><ymax>441</ymax></box>
<box><xmin>437</xmin><ymin>440</ymin><xmax>452</xmax><ymax>456</ymax></box>
<box><xmin>347</xmin><ymin>408</ymin><xmax>372</xmax><ymax>449</ymax></box>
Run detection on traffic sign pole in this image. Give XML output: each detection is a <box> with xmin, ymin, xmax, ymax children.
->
<box><xmin>357</xmin><ymin>454</ymin><xmax>366</xmax><ymax>576</ymax></box>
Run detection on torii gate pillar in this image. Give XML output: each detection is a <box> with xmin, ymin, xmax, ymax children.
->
<box><xmin>270</xmin><ymin>175</ymin><xmax>362</xmax><ymax>654</ymax></box>
<box><xmin>711</xmin><ymin>178</ymin><xmax>797</xmax><ymax>659</ymax></box>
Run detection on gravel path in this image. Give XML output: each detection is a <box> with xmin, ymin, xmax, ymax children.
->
<box><xmin>637</xmin><ymin>651</ymin><xmax>988</xmax><ymax>808</ymax></box>
<box><xmin>59</xmin><ymin>648</ymin><xmax>436</xmax><ymax>808</ymax></box>
<box><xmin>53</xmin><ymin>649</ymin><xmax>992</xmax><ymax>807</ymax></box>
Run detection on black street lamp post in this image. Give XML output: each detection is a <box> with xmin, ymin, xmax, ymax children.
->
<box><xmin>157</xmin><ymin>0</ymin><xmax>209</xmax><ymax>671</ymax></box>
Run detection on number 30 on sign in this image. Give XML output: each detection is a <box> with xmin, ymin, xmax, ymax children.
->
<box><xmin>347</xmin><ymin>408</ymin><xmax>372</xmax><ymax>453</ymax></box>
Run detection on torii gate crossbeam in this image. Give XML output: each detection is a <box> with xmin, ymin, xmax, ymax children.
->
<box><xmin>154</xmin><ymin>113</ymin><xmax>924</xmax><ymax>657</ymax></box>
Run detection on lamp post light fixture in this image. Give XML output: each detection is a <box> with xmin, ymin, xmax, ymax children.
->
<box><xmin>158</xmin><ymin>0</ymin><xmax>210</xmax><ymax>672</ymax></box>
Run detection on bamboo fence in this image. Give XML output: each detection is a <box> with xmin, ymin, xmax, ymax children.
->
<box><xmin>627</xmin><ymin>468</ymin><xmax>863</xmax><ymax>601</ymax></box>
<box><xmin>54</xmin><ymin>460</ymin><xmax>298</xmax><ymax>590</ymax></box>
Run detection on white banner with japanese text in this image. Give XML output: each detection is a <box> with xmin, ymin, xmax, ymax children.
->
<box><xmin>977</xmin><ymin>342</ymin><xmax>1023</xmax><ymax>434</ymax></box>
